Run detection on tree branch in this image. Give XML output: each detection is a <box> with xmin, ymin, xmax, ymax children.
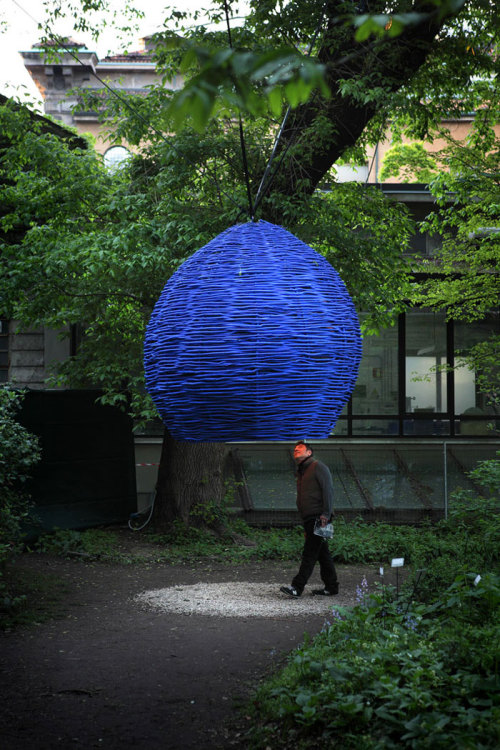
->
<box><xmin>271</xmin><ymin>1</ymin><xmax>466</xmax><ymax>200</ymax></box>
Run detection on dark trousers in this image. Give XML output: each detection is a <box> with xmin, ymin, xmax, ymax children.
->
<box><xmin>292</xmin><ymin>517</ymin><xmax>338</xmax><ymax>595</ymax></box>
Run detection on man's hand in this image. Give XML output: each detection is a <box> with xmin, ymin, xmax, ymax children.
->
<box><xmin>320</xmin><ymin>514</ymin><xmax>328</xmax><ymax>527</ymax></box>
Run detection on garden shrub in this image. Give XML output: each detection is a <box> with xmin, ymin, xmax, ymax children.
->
<box><xmin>0</xmin><ymin>387</ymin><xmax>41</xmax><ymax>608</ymax></box>
<box><xmin>406</xmin><ymin>455</ymin><xmax>500</xmax><ymax>603</ymax></box>
<box><xmin>249</xmin><ymin>574</ymin><xmax>500</xmax><ymax>749</ymax></box>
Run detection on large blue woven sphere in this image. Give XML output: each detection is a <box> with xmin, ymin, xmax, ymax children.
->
<box><xmin>144</xmin><ymin>220</ymin><xmax>361</xmax><ymax>441</ymax></box>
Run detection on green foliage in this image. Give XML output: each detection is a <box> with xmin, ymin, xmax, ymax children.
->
<box><xmin>300</xmin><ymin>185</ymin><xmax>414</xmax><ymax>332</ymax></box>
<box><xmin>0</xmin><ymin>101</ymin><xmax>241</xmax><ymax>421</ymax></box>
<box><xmin>353</xmin><ymin>11</ymin><xmax>429</xmax><ymax>42</ymax></box>
<box><xmin>333</xmin><ymin>517</ymin><xmax>435</xmax><ymax>565</ymax></box>
<box><xmin>415</xmin><ymin>131</ymin><xmax>500</xmax><ymax>323</ymax></box>
<box><xmin>396</xmin><ymin>456</ymin><xmax>500</xmax><ymax>602</ymax></box>
<box><xmin>0</xmin><ymin>387</ymin><xmax>41</xmax><ymax>560</ymax></box>
<box><xmin>468</xmin><ymin>453</ymin><xmax>500</xmax><ymax>495</ymax></box>
<box><xmin>0</xmin><ymin>387</ymin><xmax>41</xmax><ymax>617</ymax></box>
<box><xmin>387</xmin><ymin>112</ymin><xmax>500</xmax><ymax>406</ymax></box>
<box><xmin>379</xmin><ymin>142</ymin><xmax>439</xmax><ymax>183</ymax></box>
<box><xmin>34</xmin><ymin>2</ymin><xmax>144</xmax><ymax>51</ymax></box>
<box><xmin>146</xmin><ymin>522</ymin><xmax>305</xmax><ymax>564</ymax></box>
<box><xmin>248</xmin><ymin>576</ymin><xmax>500</xmax><ymax>749</ymax></box>
<box><xmin>0</xmin><ymin>387</ymin><xmax>40</xmax><ymax>492</ymax></box>
<box><xmin>144</xmin><ymin>0</ymin><xmax>482</xmax><ymax>144</ymax></box>
<box><xmin>166</xmin><ymin>44</ymin><xmax>330</xmax><ymax>130</ymax></box>
<box><xmin>189</xmin><ymin>479</ymin><xmax>242</xmax><ymax>528</ymax></box>
<box><xmin>374</xmin><ymin>0</ymin><xmax>499</xmax><ymax>147</ymax></box>
<box><xmin>27</xmin><ymin>0</ymin><xmax>498</xmax><ymax>164</ymax></box>
<box><xmin>34</xmin><ymin>527</ymin><xmax>125</xmax><ymax>561</ymax></box>
<box><xmin>462</xmin><ymin>337</ymin><xmax>500</xmax><ymax>409</ymax></box>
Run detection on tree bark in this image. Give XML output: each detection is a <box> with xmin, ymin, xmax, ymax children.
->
<box><xmin>152</xmin><ymin>428</ymin><xmax>227</xmax><ymax>530</ymax></box>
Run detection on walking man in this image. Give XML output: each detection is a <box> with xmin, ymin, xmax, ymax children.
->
<box><xmin>280</xmin><ymin>441</ymin><xmax>339</xmax><ymax>598</ymax></box>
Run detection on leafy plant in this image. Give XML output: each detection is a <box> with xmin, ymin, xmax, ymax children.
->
<box><xmin>0</xmin><ymin>387</ymin><xmax>41</xmax><ymax>619</ymax></box>
<box><xmin>247</xmin><ymin>573</ymin><xmax>500</xmax><ymax>749</ymax></box>
<box><xmin>35</xmin><ymin>527</ymin><xmax>124</xmax><ymax>562</ymax></box>
<box><xmin>189</xmin><ymin>480</ymin><xmax>242</xmax><ymax>529</ymax></box>
<box><xmin>0</xmin><ymin>387</ymin><xmax>41</xmax><ymax>560</ymax></box>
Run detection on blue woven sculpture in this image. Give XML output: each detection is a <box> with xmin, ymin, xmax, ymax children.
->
<box><xmin>144</xmin><ymin>220</ymin><xmax>361</xmax><ymax>441</ymax></box>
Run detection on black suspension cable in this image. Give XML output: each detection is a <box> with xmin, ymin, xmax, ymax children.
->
<box><xmin>223</xmin><ymin>0</ymin><xmax>254</xmax><ymax>221</ymax></box>
<box><xmin>253</xmin><ymin>93</ymin><xmax>321</xmax><ymax>216</ymax></box>
<box><xmin>250</xmin><ymin>3</ymin><xmax>412</xmax><ymax>214</ymax></box>
<box><xmin>252</xmin><ymin>107</ymin><xmax>292</xmax><ymax>216</ymax></box>
<box><xmin>251</xmin><ymin>5</ymin><xmax>328</xmax><ymax>216</ymax></box>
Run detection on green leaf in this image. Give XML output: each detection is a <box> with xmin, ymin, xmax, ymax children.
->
<box><xmin>268</xmin><ymin>87</ymin><xmax>283</xmax><ymax>117</ymax></box>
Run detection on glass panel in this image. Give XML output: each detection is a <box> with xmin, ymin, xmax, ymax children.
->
<box><xmin>404</xmin><ymin>419</ymin><xmax>450</xmax><ymax>436</ymax></box>
<box><xmin>405</xmin><ymin>310</ymin><xmax>447</xmax><ymax>413</ymax></box>
<box><xmin>352</xmin><ymin>318</ymin><xmax>398</xmax><ymax>415</ymax></box>
<box><xmin>0</xmin><ymin>352</ymin><xmax>8</xmax><ymax>366</ymax></box>
<box><xmin>235</xmin><ymin>446</ymin><xmax>296</xmax><ymax>510</ymax></box>
<box><xmin>233</xmin><ymin>442</ymin><xmax>499</xmax><ymax>521</ymax></box>
<box><xmin>352</xmin><ymin>419</ymin><xmax>399</xmax><ymax>436</ymax></box>
<box><xmin>0</xmin><ymin>337</ymin><xmax>8</xmax><ymax>350</ymax></box>
<box><xmin>339</xmin><ymin>447</ymin><xmax>445</xmax><ymax>513</ymax></box>
<box><xmin>446</xmin><ymin>444</ymin><xmax>500</xmax><ymax>496</ymax></box>
<box><xmin>458</xmin><ymin>419</ymin><xmax>496</xmax><ymax>436</ymax></box>
<box><xmin>454</xmin><ymin>313</ymin><xmax>499</xmax><ymax>415</ymax></box>
<box><xmin>330</xmin><ymin>418</ymin><xmax>348</xmax><ymax>436</ymax></box>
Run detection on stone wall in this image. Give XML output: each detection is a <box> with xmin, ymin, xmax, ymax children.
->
<box><xmin>8</xmin><ymin>322</ymin><xmax>71</xmax><ymax>388</ymax></box>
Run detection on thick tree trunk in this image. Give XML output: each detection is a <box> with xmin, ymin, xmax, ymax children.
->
<box><xmin>152</xmin><ymin>428</ymin><xmax>227</xmax><ymax>531</ymax></box>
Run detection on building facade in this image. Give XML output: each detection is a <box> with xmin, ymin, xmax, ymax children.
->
<box><xmin>20</xmin><ymin>37</ymin><xmax>181</xmax><ymax>162</ymax></box>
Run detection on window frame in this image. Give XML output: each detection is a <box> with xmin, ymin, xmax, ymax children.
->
<box><xmin>332</xmin><ymin>309</ymin><xmax>498</xmax><ymax>439</ymax></box>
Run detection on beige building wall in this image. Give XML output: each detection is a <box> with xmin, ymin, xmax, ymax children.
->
<box><xmin>364</xmin><ymin>118</ymin><xmax>483</xmax><ymax>183</ymax></box>
<box><xmin>21</xmin><ymin>41</ymin><xmax>182</xmax><ymax>156</ymax></box>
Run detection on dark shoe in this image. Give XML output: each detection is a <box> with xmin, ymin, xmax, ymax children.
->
<box><xmin>280</xmin><ymin>586</ymin><xmax>300</xmax><ymax>598</ymax></box>
<box><xmin>312</xmin><ymin>587</ymin><xmax>338</xmax><ymax>596</ymax></box>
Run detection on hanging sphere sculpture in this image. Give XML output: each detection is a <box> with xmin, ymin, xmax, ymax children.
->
<box><xmin>144</xmin><ymin>220</ymin><xmax>362</xmax><ymax>441</ymax></box>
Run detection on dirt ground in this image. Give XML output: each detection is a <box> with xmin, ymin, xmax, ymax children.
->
<box><xmin>0</xmin><ymin>533</ymin><xmax>385</xmax><ymax>750</ymax></box>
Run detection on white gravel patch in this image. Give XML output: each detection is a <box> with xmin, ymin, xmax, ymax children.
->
<box><xmin>135</xmin><ymin>582</ymin><xmax>354</xmax><ymax>618</ymax></box>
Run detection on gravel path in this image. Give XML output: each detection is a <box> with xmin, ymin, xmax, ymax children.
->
<box><xmin>136</xmin><ymin>580</ymin><xmax>358</xmax><ymax>618</ymax></box>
